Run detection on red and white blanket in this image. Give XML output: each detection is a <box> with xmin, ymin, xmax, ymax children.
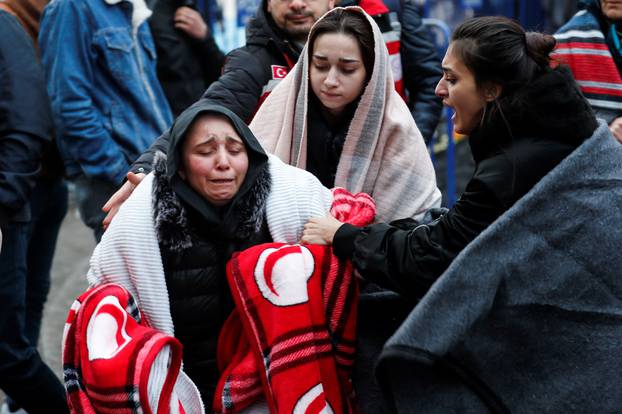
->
<box><xmin>214</xmin><ymin>189</ymin><xmax>375</xmax><ymax>413</ymax></box>
<box><xmin>62</xmin><ymin>283</ymin><xmax>184</xmax><ymax>414</ymax></box>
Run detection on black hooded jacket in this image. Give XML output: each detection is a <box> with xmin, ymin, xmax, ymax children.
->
<box><xmin>131</xmin><ymin>1</ymin><xmax>300</xmax><ymax>174</ymax></box>
<box><xmin>152</xmin><ymin>102</ymin><xmax>272</xmax><ymax>410</ymax></box>
<box><xmin>332</xmin><ymin>66</ymin><xmax>598</xmax><ymax>301</ymax></box>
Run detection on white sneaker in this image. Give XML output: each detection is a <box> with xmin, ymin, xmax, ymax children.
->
<box><xmin>0</xmin><ymin>402</ymin><xmax>28</xmax><ymax>414</ymax></box>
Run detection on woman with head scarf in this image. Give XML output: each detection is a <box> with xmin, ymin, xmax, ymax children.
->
<box><xmin>250</xmin><ymin>6</ymin><xmax>441</xmax><ymax>222</ymax></box>
<box><xmin>86</xmin><ymin>101</ymin><xmax>334</xmax><ymax>412</ymax></box>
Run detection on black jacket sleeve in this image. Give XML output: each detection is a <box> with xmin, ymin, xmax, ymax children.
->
<box><xmin>201</xmin><ymin>47</ymin><xmax>272</xmax><ymax>122</ymax></box>
<box><xmin>399</xmin><ymin>0</ymin><xmax>443</xmax><ymax>143</ymax></box>
<box><xmin>0</xmin><ymin>11</ymin><xmax>51</xmax><ymax>226</ymax></box>
<box><xmin>131</xmin><ymin>47</ymin><xmax>271</xmax><ymax>174</ymax></box>
<box><xmin>333</xmin><ymin>173</ymin><xmax>505</xmax><ymax>300</ymax></box>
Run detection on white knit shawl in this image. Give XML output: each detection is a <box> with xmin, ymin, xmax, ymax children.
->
<box><xmin>86</xmin><ymin>154</ymin><xmax>332</xmax><ymax>413</ymax></box>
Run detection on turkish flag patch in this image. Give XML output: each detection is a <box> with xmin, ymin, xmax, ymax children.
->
<box><xmin>271</xmin><ymin>65</ymin><xmax>289</xmax><ymax>79</ymax></box>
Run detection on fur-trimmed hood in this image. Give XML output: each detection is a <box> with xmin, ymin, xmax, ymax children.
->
<box><xmin>153</xmin><ymin>102</ymin><xmax>271</xmax><ymax>252</ymax></box>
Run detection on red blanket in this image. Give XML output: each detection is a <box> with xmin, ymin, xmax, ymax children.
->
<box><xmin>63</xmin><ymin>283</ymin><xmax>184</xmax><ymax>414</ymax></box>
<box><xmin>214</xmin><ymin>189</ymin><xmax>375</xmax><ymax>413</ymax></box>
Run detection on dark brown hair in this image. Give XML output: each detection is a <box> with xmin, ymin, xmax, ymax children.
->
<box><xmin>451</xmin><ymin>16</ymin><xmax>556</xmax><ymax>133</ymax></box>
<box><xmin>451</xmin><ymin>16</ymin><xmax>556</xmax><ymax>96</ymax></box>
<box><xmin>307</xmin><ymin>8</ymin><xmax>375</xmax><ymax>81</ymax></box>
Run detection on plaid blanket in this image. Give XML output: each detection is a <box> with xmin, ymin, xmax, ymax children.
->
<box><xmin>62</xmin><ymin>283</ymin><xmax>184</xmax><ymax>414</ymax></box>
<box><xmin>213</xmin><ymin>189</ymin><xmax>375</xmax><ymax>413</ymax></box>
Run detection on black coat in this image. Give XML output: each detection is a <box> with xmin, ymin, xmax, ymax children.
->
<box><xmin>343</xmin><ymin>66</ymin><xmax>599</xmax><ymax>413</ymax></box>
<box><xmin>132</xmin><ymin>2</ymin><xmax>300</xmax><ymax>174</ymax></box>
<box><xmin>149</xmin><ymin>0</ymin><xmax>225</xmax><ymax>116</ymax></box>
<box><xmin>0</xmin><ymin>11</ymin><xmax>52</xmax><ymax>227</ymax></box>
<box><xmin>305</xmin><ymin>96</ymin><xmax>355</xmax><ymax>188</ymax></box>
<box><xmin>333</xmin><ymin>66</ymin><xmax>598</xmax><ymax>302</ymax></box>
<box><xmin>153</xmin><ymin>102</ymin><xmax>272</xmax><ymax>410</ymax></box>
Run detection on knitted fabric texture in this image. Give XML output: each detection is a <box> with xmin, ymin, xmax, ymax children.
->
<box><xmin>249</xmin><ymin>6</ymin><xmax>440</xmax><ymax>222</ymax></box>
<box><xmin>62</xmin><ymin>283</ymin><xmax>184</xmax><ymax>414</ymax></box>
<box><xmin>213</xmin><ymin>189</ymin><xmax>375</xmax><ymax>413</ymax></box>
<box><xmin>553</xmin><ymin>9</ymin><xmax>622</xmax><ymax>123</ymax></box>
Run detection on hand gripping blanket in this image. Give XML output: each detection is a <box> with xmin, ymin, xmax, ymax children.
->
<box><xmin>62</xmin><ymin>283</ymin><xmax>184</xmax><ymax>414</ymax></box>
<box><xmin>213</xmin><ymin>189</ymin><xmax>375</xmax><ymax>414</ymax></box>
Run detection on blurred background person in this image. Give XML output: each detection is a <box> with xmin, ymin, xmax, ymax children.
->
<box><xmin>149</xmin><ymin>0</ymin><xmax>225</xmax><ymax>116</ymax></box>
<box><xmin>0</xmin><ymin>9</ymin><xmax>68</xmax><ymax>414</ymax></box>
<box><xmin>39</xmin><ymin>0</ymin><xmax>173</xmax><ymax>242</ymax></box>
<box><xmin>0</xmin><ymin>1</ymin><xmax>68</xmax><ymax>410</ymax></box>
<box><xmin>553</xmin><ymin>0</ymin><xmax>622</xmax><ymax>143</ymax></box>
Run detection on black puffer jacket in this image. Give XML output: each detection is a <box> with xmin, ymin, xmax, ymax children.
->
<box><xmin>333</xmin><ymin>66</ymin><xmax>598</xmax><ymax>301</ymax></box>
<box><xmin>132</xmin><ymin>1</ymin><xmax>300</xmax><ymax>174</ymax></box>
<box><xmin>153</xmin><ymin>102</ymin><xmax>272</xmax><ymax>410</ymax></box>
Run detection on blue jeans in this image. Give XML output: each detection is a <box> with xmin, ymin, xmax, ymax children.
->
<box><xmin>73</xmin><ymin>176</ymin><xmax>118</xmax><ymax>242</ymax></box>
<box><xmin>4</xmin><ymin>178</ymin><xmax>68</xmax><ymax>412</ymax></box>
<box><xmin>0</xmin><ymin>194</ymin><xmax>68</xmax><ymax>413</ymax></box>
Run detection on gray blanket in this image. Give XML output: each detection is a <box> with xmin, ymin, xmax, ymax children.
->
<box><xmin>375</xmin><ymin>122</ymin><xmax>622</xmax><ymax>413</ymax></box>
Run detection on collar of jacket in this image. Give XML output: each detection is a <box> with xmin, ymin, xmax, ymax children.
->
<box><xmin>469</xmin><ymin>66</ymin><xmax>598</xmax><ymax>164</ymax></box>
<box><xmin>104</xmin><ymin>0</ymin><xmax>152</xmax><ymax>30</ymax></box>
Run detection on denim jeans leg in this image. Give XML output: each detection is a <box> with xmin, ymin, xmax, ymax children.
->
<box><xmin>0</xmin><ymin>221</ymin><xmax>68</xmax><ymax>414</ymax></box>
<box><xmin>73</xmin><ymin>176</ymin><xmax>118</xmax><ymax>242</ymax></box>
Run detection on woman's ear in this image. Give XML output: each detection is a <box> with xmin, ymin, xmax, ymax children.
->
<box><xmin>484</xmin><ymin>84</ymin><xmax>502</xmax><ymax>102</ymax></box>
<box><xmin>178</xmin><ymin>167</ymin><xmax>186</xmax><ymax>180</ymax></box>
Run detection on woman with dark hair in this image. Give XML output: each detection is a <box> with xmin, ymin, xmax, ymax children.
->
<box><xmin>303</xmin><ymin>16</ymin><xmax>622</xmax><ymax>412</ymax></box>
<box><xmin>303</xmin><ymin>15</ymin><xmax>600</xmax><ymax>300</ymax></box>
<box><xmin>250</xmin><ymin>7</ymin><xmax>441</xmax><ymax>222</ymax></box>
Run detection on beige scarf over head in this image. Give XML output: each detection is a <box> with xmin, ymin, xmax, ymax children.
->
<box><xmin>250</xmin><ymin>6</ymin><xmax>441</xmax><ymax>222</ymax></box>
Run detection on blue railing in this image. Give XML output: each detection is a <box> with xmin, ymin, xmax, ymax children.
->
<box><xmin>422</xmin><ymin>17</ymin><xmax>457</xmax><ymax>207</ymax></box>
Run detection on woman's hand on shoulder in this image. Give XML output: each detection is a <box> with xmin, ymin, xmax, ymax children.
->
<box><xmin>301</xmin><ymin>215</ymin><xmax>344</xmax><ymax>245</ymax></box>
